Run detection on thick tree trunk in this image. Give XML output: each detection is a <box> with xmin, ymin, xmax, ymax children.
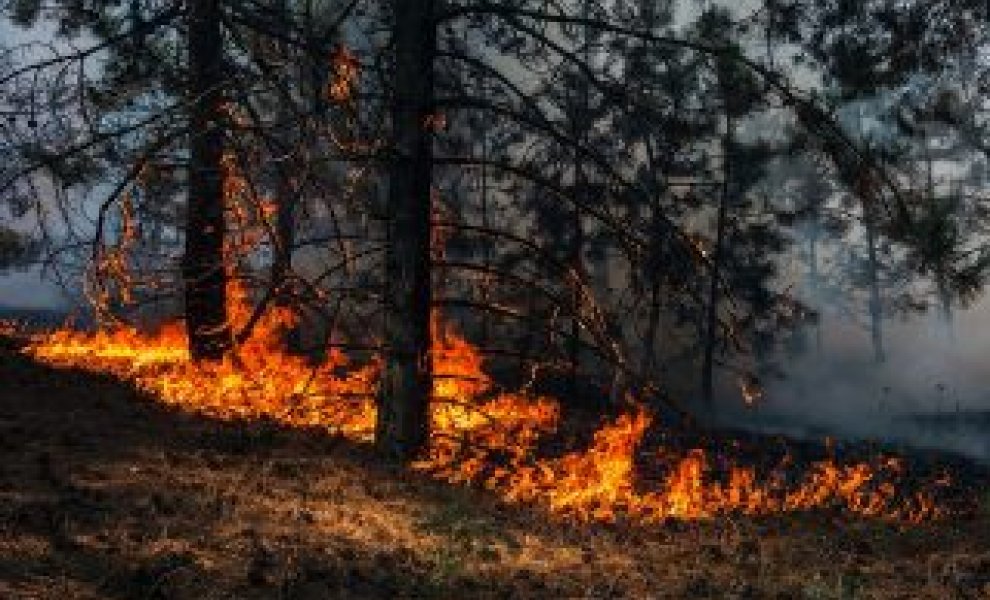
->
<box><xmin>376</xmin><ymin>0</ymin><xmax>435</xmax><ymax>461</ymax></box>
<box><xmin>184</xmin><ymin>0</ymin><xmax>231</xmax><ymax>361</ymax></box>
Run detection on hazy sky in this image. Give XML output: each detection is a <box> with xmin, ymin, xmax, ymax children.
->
<box><xmin>1</xmin><ymin>15</ymin><xmax>86</xmax><ymax>309</ymax></box>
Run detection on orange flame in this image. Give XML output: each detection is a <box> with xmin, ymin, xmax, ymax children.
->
<box><xmin>21</xmin><ymin>140</ymin><xmax>951</xmax><ymax>526</ymax></box>
<box><xmin>328</xmin><ymin>44</ymin><xmax>360</xmax><ymax>104</ymax></box>
<box><xmin>26</xmin><ymin>298</ymin><xmax>949</xmax><ymax>525</ymax></box>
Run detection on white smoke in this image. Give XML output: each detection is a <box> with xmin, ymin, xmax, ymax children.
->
<box><xmin>722</xmin><ymin>294</ymin><xmax>990</xmax><ymax>463</ymax></box>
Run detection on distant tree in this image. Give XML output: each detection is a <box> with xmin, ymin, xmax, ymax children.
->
<box><xmin>0</xmin><ymin>225</ymin><xmax>38</xmax><ymax>272</ymax></box>
<box><xmin>775</xmin><ymin>0</ymin><xmax>990</xmax><ymax>347</ymax></box>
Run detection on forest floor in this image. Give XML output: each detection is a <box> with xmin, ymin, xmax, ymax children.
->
<box><xmin>1</xmin><ymin>336</ymin><xmax>989</xmax><ymax>599</ymax></box>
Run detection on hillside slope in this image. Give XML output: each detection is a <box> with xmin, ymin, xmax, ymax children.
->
<box><xmin>0</xmin><ymin>336</ymin><xmax>988</xmax><ymax>599</ymax></box>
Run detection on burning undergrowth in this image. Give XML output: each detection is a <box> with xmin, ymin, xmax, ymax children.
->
<box><xmin>16</xmin><ymin>295</ymin><xmax>981</xmax><ymax>526</ymax></box>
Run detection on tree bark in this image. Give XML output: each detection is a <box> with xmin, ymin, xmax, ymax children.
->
<box><xmin>376</xmin><ymin>0</ymin><xmax>436</xmax><ymax>461</ymax></box>
<box><xmin>184</xmin><ymin>0</ymin><xmax>231</xmax><ymax>361</ymax></box>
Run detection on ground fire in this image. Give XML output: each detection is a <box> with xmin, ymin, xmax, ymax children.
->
<box><xmin>8</xmin><ymin>2</ymin><xmax>990</xmax><ymax>596</ymax></box>
<box><xmin>23</xmin><ymin>288</ymin><xmax>959</xmax><ymax>525</ymax></box>
<box><xmin>15</xmin><ymin>115</ymin><xmax>964</xmax><ymax>528</ymax></box>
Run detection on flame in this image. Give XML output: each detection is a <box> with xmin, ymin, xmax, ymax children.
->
<box><xmin>19</xmin><ymin>143</ymin><xmax>951</xmax><ymax>525</ymax></box>
<box><xmin>24</xmin><ymin>295</ymin><xmax>950</xmax><ymax>525</ymax></box>
<box><xmin>328</xmin><ymin>44</ymin><xmax>360</xmax><ymax>104</ymax></box>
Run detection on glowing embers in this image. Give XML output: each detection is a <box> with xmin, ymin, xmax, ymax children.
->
<box><xmin>27</xmin><ymin>307</ymin><xmax>950</xmax><ymax>525</ymax></box>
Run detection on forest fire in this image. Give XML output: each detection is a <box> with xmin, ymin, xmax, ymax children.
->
<box><xmin>17</xmin><ymin>117</ymin><xmax>960</xmax><ymax>525</ymax></box>
<box><xmin>23</xmin><ymin>296</ymin><xmax>955</xmax><ymax>525</ymax></box>
<box><xmin>8</xmin><ymin>1</ymin><xmax>990</xmax><ymax>595</ymax></box>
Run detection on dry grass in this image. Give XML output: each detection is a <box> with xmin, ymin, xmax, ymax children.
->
<box><xmin>0</xmin><ymin>336</ymin><xmax>988</xmax><ymax>599</ymax></box>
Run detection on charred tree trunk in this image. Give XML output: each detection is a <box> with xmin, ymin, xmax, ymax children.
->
<box><xmin>184</xmin><ymin>0</ymin><xmax>231</xmax><ymax>361</ymax></box>
<box><xmin>376</xmin><ymin>0</ymin><xmax>435</xmax><ymax>461</ymax></box>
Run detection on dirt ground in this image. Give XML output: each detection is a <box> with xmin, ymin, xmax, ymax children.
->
<box><xmin>1</xmin><ymin>336</ymin><xmax>988</xmax><ymax>599</ymax></box>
